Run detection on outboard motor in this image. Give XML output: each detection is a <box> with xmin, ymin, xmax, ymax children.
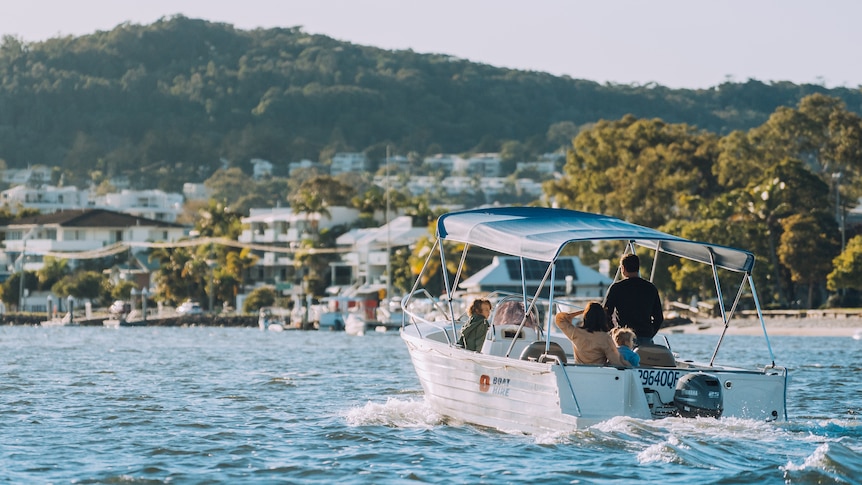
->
<box><xmin>674</xmin><ymin>373</ymin><xmax>723</xmax><ymax>418</ymax></box>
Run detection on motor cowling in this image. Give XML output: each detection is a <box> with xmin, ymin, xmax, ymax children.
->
<box><xmin>674</xmin><ymin>373</ymin><xmax>723</xmax><ymax>418</ymax></box>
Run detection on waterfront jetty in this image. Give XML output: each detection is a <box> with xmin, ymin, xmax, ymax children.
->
<box><xmin>2</xmin><ymin>313</ymin><xmax>259</xmax><ymax>327</ymax></box>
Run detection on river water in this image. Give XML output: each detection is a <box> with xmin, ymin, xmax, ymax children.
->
<box><xmin>1</xmin><ymin>325</ymin><xmax>859</xmax><ymax>484</ymax></box>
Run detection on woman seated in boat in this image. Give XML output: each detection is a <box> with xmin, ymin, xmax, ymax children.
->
<box><xmin>554</xmin><ymin>302</ymin><xmax>627</xmax><ymax>366</ymax></box>
<box><xmin>458</xmin><ymin>299</ymin><xmax>492</xmax><ymax>351</ymax></box>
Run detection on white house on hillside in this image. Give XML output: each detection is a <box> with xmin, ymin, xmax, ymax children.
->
<box><xmin>405</xmin><ymin>176</ymin><xmax>438</xmax><ymax>197</ymax></box>
<box><xmin>183</xmin><ymin>183</ymin><xmax>210</xmax><ymax>201</ymax></box>
<box><xmin>423</xmin><ymin>154</ymin><xmax>464</xmax><ymax>173</ymax></box>
<box><xmin>239</xmin><ymin>206</ymin><xmax>361</xmax><ymax>285</ymax></box>
<box><xmin>94</xmin><ymin>189</ymin><xmax>183</xmax><ymax>222</ymax></box>
<box><xmin>461</xmin><ymin>153</ymin><xmax>502</xmax><ymax>177</ymax></box>
<box><xmin>516</xmin><ymin>160</ymin><xmax>556</xmax><ymax>175</ymax></box>
<box><xmin>330</xmin><ymin>153</ymin><xmax>369</xmax><ymax>176</ymax></box>
<box><xmin>288</xmin><ymin>159</ymin><xmax>324</xmax><ymax>176</ymax></box>
<box><xmin>2</xmin><ymin>166</ymin><xmax>53</xmax><ymax>186</ymax></box>
<box><xmin>0</xmin><ymin>185</ymin><xmax>185</xmax><ymax>223</ymax></box>
<box><xmin>251</xmin><ymin>158</ymin><xmax>273</xmax><ymax>179</ymax></box>
<box><xmin>0</xmin><ymin>185</ymin><xmax>90</xmax><ymax>213</ymax></box>
<box><xmin>1</xmin><ymin>209</ymin><xmax>186</xmax><ymax>269</ymax></box>
<box><xmin>0</xmin><ymin>209</ymin><xmax>186</xmax><ymax>311</ymax></box>
<box><xmin>385</xmin><ymin>155</ymin><xmax>411</xmax><ymax>172</ymax></box>
<box><xmin>334</xmin><ymin>216</ymin><xmax>427</xmax><ymax>295</ymax></box>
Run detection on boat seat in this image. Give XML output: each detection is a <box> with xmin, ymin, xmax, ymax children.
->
<box><xmin>496</xmin><ymin>324</ymin><xmax>529</xmax><ymax>339</ymax></box>
<box><xmin>480</xmin><ymin>325</ymin><xmax>540</xmax><ymax>357</ymax></box>
<box><xmin>519</xmin><ymin>341</ymin><xmax>568</xmax><ymax>364</ymax></box>
<box><xmin>635</xmin><ymin>343</ymin><xmax>676</xmax><ymax>367</ymax></box>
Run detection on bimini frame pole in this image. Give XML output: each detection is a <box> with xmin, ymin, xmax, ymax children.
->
<box><xmin>709</xmin><ymin>271</ymin><xmax>747</xmax><ymax>366</ymax></box>
<box><xmin>437</xmin><ymin>237</ymin><xmax>459</xmax><ymax>343</ymax></box>
<box><xmin>650</xmin><ymin>242</ymin><xmax>661</xmax><ymax>283</ymax></box>
<box><xmin>545</xmin><ymin>262</ymin><xmax>557</xmax><ymax>354</ymax></box>
<box><xmin>706</xmin><ymin>249</ymin><xmax>729</xmax><ymax>366</ymax></box>
<box><xmin>748</xmin><ymin>274</ymin><xmax>777</xmax><ymax>367</ymax></box>
<box><xmin>709</xmin><ymin>249</ymin><xmax>729</xmax><ymax>326</ymax></box>
<box><xmin>451</xmin><ymin>243</ymin><xmax>471</xmax><ymax>303</ymax></box>
<box><xmin>405</xmin><ymin>237</ymin><xmax>441</xmax><ymax>338</ymax></box>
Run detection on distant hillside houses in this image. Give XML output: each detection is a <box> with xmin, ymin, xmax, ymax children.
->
<box><xmin>330</xmin><ymin>152</ymin><xmax>370</xmax><ymax>176</ymax></box>
<box><xmin>0</xmin><ymin>185</ymin><xmax>184</xmax><ymax>223</ymax></box>
<box><xmin>183</xmin><ymin>183</ymin><xmax>211</xmax><ymax>201</ymax></box>
<box><xmin>0</xmin><ymin>150</ymin><xmax>561</xmax><ymax>223</ymax></box>
<box><xmin>2</xmin><ymin>165</ymin><xmax>53</xmax><ymax>186</ymax></box>
<box><xmin>288</xmin><ymin>159</ymin><xmax>321</xmax><ymax>176</ymax></box>
<box><xmin>320</xmin><ymin>151</ymin><xmax>560</xmax><ymax>178</ymax></box>
<box><xmin>251</xmin><ymin>158</ymin><xmax>273</xmax><ymax>180</ymax></box>
<box><xmin>372</xmin><ymin>175</ymin><xmax>543</xmax><ymax>200</ymax></box>
<box><xmin>420</xmin><ymin>153</ymin><xmax>502</xmax><ymax>176</ymax></box>
<box><xmin>238</xmin><ymin>206</ymin><xmax>362</xmax><ymax>285</ymax></box>
<box><xmin>332</xmin><ymin>151</ymin><xmax>558</xmax><ymax>201</ymax></box>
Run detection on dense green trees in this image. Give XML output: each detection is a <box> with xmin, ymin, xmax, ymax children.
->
<box><xmin>3</xmin><ymin>16</ymin><xmax>862</xmax><ymax>310</ymax></box>
<box><xmin>2</xmin><ymin>17</ymin><xmax>861</xmax><ymax>193</ymax></box>
<box><xmin>546</xmin><ymin>116</ymin><xmax>720</xmax><ymax>228</ymax></box>
<box><xmin>242</xmin><ymin>286</ymin><xmax>276</xmax><ymax>313</ymax></box>
<box><xmin>828</xmin><ymin>236</ymin><xmax>862</xmax><ymax>293</ymax></box>
<box><xmin>548</xmin><ymin>94</ymin><xmax>861</xmax><ymax>308</ymax></box>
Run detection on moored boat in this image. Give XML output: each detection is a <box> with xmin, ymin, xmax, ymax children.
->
<box><xmin>40</xmin><ymin>312</ymin><xmax>77</xmax><ymax>327</ymax></box>
<box><xmin>375</xmin><ymin>296</ymin><xmax>405</xmax><ymax>332</ymax></box>
<box><xmin>344</xmin><ymin>311</ymin><xmax>370</xmax><ymax>336</ymax></box>
<box><xmin>258</xmin><ymin>307</ymin><xmax>288</xmax><ymax>332</ymax></box>
<box><xmin>400</xmin><ymin>206</ymin><xmax>788</xmax><ymax>433</ymax></box>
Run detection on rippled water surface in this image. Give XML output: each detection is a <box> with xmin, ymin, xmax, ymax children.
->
<box><xmin>1</xmin><ymin>326</ymin><xmax>860</xmax><ymax>484</ymax></box>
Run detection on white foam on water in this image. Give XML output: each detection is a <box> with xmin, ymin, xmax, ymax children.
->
<box><xmin>782</xmin><ymin>443</ymin><xmax>831</xmax><ymax>472</ymax></box>
<box><xmin>637</xmin><ymin>434</ymin><xmax>685</xmax><ymax>464</ymax></box>
<box><xmin>343</xmin><ymin>397</ymin><xmax>444</xmax><ymax>428</ymax></box>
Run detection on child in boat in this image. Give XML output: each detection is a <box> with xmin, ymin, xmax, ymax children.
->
<box><xmin>458</xmin><ymin>299</ymin><xmax>492</xmax><ymax>351</ymax></box>
<box><xmin>611</xmin><ymin>327</ymin><xmax>640</xmax><ymax>367</ymax></box>
<box><xmin>554</xmin><ymin>302</ymin><xmax>626</xmax><ymax>366</ymax></box>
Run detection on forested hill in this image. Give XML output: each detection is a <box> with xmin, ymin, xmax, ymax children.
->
<box><xmin>1</xmin><ymin>15</ymin><xmax>861</xmax><ymax>192</ymax></box>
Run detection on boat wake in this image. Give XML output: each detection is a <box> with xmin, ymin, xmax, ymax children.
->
<box><xmin>581</xmin><ymin>415</ymin><xmax>862</xmax><ymax>483</ymax></box>
<box><xmin>781</xmin><ymin>442</ymin><xmax>862</xmax><ymax>483</ymax></box>
<box><xmin>343</xmin><ymin>398</ymin><xmax>444</xmax><ymax>429</ymax></box>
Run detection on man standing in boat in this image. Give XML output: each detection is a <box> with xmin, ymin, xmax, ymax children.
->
<box><xmin>604</xmin><ymin>254</ymin><xmax>663</xmax><ymax>345</ymax></box>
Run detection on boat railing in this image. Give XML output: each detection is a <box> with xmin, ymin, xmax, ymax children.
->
<box><xmin>552</xmin><ymin>299</ymin><xmax>586</xmax><ymax>313</ymax></box>
<box><xmin>401</xmin><ymin>289</ymin><xmax>464</xmax><ymax>342</ymax></box>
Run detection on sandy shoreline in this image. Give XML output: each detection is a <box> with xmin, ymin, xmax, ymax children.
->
<box><xmin>666</xmin><ymin>317</ymin><xmax>862</xmax><ymax>337</ymax></box>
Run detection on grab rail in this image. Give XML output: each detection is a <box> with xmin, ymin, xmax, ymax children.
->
<box><xmin>401</xmin><ymin>288</ymin><xmax>463</xmax><ymax>344</ymax></box>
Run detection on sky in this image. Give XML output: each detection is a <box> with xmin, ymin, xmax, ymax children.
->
<box><xmin>2</xmin><ymin>0</ymin><xmax>861</xmax><ymax>90</ymax></box>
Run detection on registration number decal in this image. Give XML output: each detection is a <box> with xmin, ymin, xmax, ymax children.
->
<box><xmin>638</xmin><ymin>369</ymin><xmax>681</xmax><ymax>389</ymax></box>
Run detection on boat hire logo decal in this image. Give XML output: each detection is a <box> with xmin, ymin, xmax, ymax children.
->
<box><xmin>479</xmin><ymin>375</ymin><xmax>511</xmax><ymax>396</ymax></box>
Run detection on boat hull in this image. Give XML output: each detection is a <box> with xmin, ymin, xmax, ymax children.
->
<box><xmin>401</xmin><ymin>324</ymin><xmax>787</xmax><ymax>433</ymax></box>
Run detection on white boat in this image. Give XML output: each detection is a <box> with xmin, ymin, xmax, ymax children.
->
<box><xmin>258</xmin><ymin>307</ymin><xmax>287</xmax><ymax>332</ymax></box>
<box><xmin>338</xmin><ymin>295</ymin><xmax>382</xmax><ymax>336</ymax></box>
<box><xmin>344</xmin><ymin>311</ymin><xmax>369</xmax><ymax>336</ymax></box>
<box><xmin>103</xmin><ymin>310</ymin><xmax>147</xmax><ymax>328</ymax></box>
<box><xmin>376</xmin><ymin>296</ymin><xmax>405</xmax><ymax>331</ymax></box>
<box><xmin>400</xmin><ymin>207</ymin><xmax>788</xmax><ymax>433</ymax></box>
<box><xmin>40</xmin><ymin>312</ymin><xmax>77</xmax><ymax>327</ymax></box>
